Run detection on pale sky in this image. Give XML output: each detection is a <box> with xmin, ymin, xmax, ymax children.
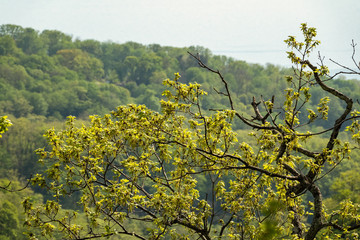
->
<box><xmin>1</xmin><ymin>0</ymin><xmax>360</xmax><ymax>71</ymax></box>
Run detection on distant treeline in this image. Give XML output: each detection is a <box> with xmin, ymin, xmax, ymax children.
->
<box><xmin>1</xmin><ymin>24</ymin><xmax>360</xmax><ymax>127</ymax></box>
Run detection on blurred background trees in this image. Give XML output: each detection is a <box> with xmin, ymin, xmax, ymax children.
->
<box><xmin>1</xmin><ymin>23</ymin><xmax>360</xmax><ymax>239</ymax></box>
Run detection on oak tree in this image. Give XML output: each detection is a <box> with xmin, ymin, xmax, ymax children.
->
<box><xmin>25</xmin><ymin>24</ymin><xmax>360</xmax><ymax>239</ymax></box>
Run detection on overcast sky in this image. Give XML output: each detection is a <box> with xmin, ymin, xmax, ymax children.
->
<box><xmin>1</xmin><ymin>0</ymin><xmax>360</xmax><ymax>71</ymax></box>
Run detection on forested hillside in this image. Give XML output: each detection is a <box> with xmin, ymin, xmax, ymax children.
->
<box><xmin>1</xmin><ymin>24</ymin><xmax>360</xmax><ymax>239</ymax></box>
<box><xmin>1</xmin><ymin>24</ymin><xmax>360</xmax><ymax>122</ymax></box>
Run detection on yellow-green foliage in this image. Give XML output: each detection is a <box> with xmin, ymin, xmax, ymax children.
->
<box><xmin>19</xmin><ymin>24</ymin><xmax>360</xmax><ymax>240</ymax></box>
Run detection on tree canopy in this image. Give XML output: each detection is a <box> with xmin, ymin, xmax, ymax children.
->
<box><xmin>19</xmin><ymin>24</ymin><xmax>360</xmax><ymax>240</ymax></box>
<box><xmin>1</xmin><ymin>23</ymin><xmax>359</xmax><ymax>124</ymax></box>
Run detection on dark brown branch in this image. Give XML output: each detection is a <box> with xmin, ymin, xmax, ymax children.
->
<box><xmin>251</xmin><ymin>95</ymin><xmax>274</xmax><ymax>124</ymax></box>
<box><xmin>251</xmin><ymin>96</ymin><xmax>263</xmax><ymax>121</ymax></box>
<box><xmin>0</xmin><ymin>175</ymin><xmax>32</xmax><ymax>192</ymax></box>
<box><xmin>289</xmin><ymin>205</ymin><xmax>303</xmax><ymax>238</ymax></box>
<box><xmin>219</xmin><ymin>214</ymin><xmax>234</xmax><ymax>238</ymax></box>
<box><xmin>328</xmin><ymin>40</ymin><xmax>360</xmax><ymax>74</ymax></box>
<box><xmin>329</xmin><ymin>58</ymin><xmax>359</xmax><ymax>75</ymax></box>
<box><xmin>112</xmin><ymin>165</ymin><xmax>153</xmax><ymax>199</ymax></box>
<box><xmin>302</xmin><ymin>60</ymin><xmax>353</xmax><ymax>180</ymax></box>
<box><xmin>350</xmin><ymin>40</ymin><xmax>360</xmax><ymax>71</ymax></box>
<box><xmin>305</xmin><ymin>184</ymin><xmax>325</xmax><ymax>240</ymax></box>
<box><xmin>156</xmin><ymin>136</ymin><xmax>301</xmax><ymax>180</ymax></box>
<box><xmin>188</xmin><ymin>51</ymin><xmax>277</xmax><ymax>131</ymax></box>
<box><xmin>293</xmin><ymin>146</ymin><xmax>318</xmax><ymax>158</ymax></box>
<box><xmin>98</xmin><ymin>208</ymin><xmax>147</xmax><ymax>240</ymax></box>
<box><xmin>188</xmin><ymin>51</ymin><xmax>235</xmax><ymax>110</ymax></box>
<box><xmin>322</xmin><ymin>221</ymin><xmax>360</xmax><ymax>240</ymax></box>
<box><xmin>171</xmin><ymin>217</ymin><xmax>211</xmax><ymax>240</ymax></box>
<box><xmin>327</xmin><ymin>41</ymin><xmax>360</xmax><ymax>79</ymax></box>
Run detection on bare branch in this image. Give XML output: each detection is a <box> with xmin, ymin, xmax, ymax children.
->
<box><xmin>0</xmin><ymin>175</ymin><xmax>32</xmax><ymax>192</ymax></box>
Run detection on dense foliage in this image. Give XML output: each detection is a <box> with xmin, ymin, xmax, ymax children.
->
<box><xmin>1</xmin><ymin>24</ymin><xmax>360</xmax><ymax>239</ymax></box>
<box><xmin>1</xmin><ymin>24</ymin><xmax>359</xmax><ymax>123</ymax></box>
